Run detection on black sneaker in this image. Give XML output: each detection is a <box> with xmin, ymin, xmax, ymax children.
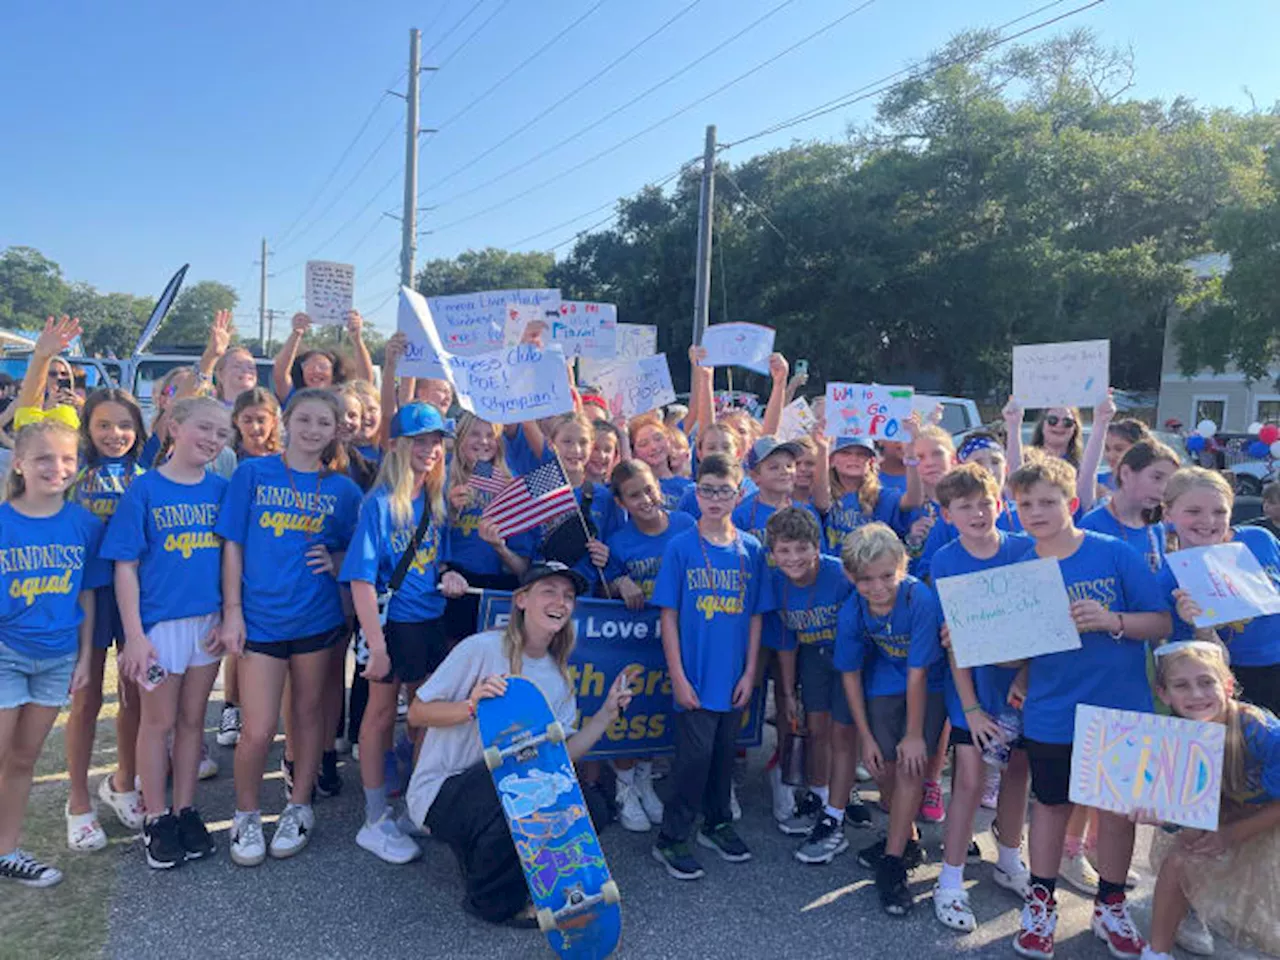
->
<box><xmin>859</xmin><ymin>836</ymin><xmax>926</xmax><ymax>871</ymax></box>
<box><xmin>857</xmin><ymin>837</ymin><xmax>886</xmax><ymax>870</ymax></box>
<box><xmin>651</xmin><ymin>838</ymin><xmax>705</xmax><ymax>880</ymax></box>
<box><xmin>903</xmin><ymin>837</ymin><xmax>927</xmax><ymax>871</ymax></box>
<box><xmin>316</xmin><ymin>751</ymin><xmax>342</xmax><ymax>798</ymax></box>
<box><xmin>143</xmin><ymin>812</ymin><xmax>185</xmax><ymax>870</ymax></box>
<box><xmin>845</xmin><ymin>789</ymin><xmax>873</xmax><ymax>829</ymax></box>
<box><xmin>696</xmin><ymin>822</ymin><xmax>752</xmax><ymax>863</ymax></box>
<box><xmin>0</xmin><ymin>849</ymin><xmax>62</xmax><ymax>887</ymax></box>
<box><xmin>176</xmin><ymin>807</ymin><xmax>215</xmax><ymax>860</ymax></box>
<box><xmin>876</xmin><ymin>855</ymin><xmax>913</xmax><ymax>916</ymax></box>
<box><xmin>967</xmin><ymin>839</ymin><xmax>982</xmax><ymax>864</ymax></box>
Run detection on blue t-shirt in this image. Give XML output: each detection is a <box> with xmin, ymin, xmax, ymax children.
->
<box><xmin>139</xmin><ymin>434</ymin><xmax>162</xmax><ymax>470</ymax></box>
<box><xmin>731</xmin><ymin>493</ymin><xmax>821</xmax><ymax>546</ymax></box>
<box><xmin>651</xmin><ymin>527</ymin><xmax>775</xmax><ymax>711</ymax></box>
<box><xmin>879</xmin><ymin>471</ymin><xmax>908</xmax><ymax>496</ymax></box>
<box><xmin>505</xmin><ymin>424</ymin><xmax>551</xmax><ymax>477</ymax></box>
<box><xmin>0</xmin><ymin>502</ymin><xmax>111</xmax><ymax>658</ymax></box>
<box><xmin>99</xmin><ymin>470</ymin><xmax>227</xmax><ymax>631</ymax></box>
<box><xmin>1236</xmin><ymin>711</ymin><xmax>1280</xmax><ymax>805</ymax></box>
<box><xmin>769</xmin><ymin>554</ymin><xmax>851</xmax><ymax>652</ymax></box>
<box><xmin>604</xmin><ymin>512</ymin><xmax>697</xmax><ymax>601</ymax></box>
<box><xmin>70</xmin><ymin>457</ymin><xmax>146</xmax><ymax>523</ymax></box>
<box><xmin>932</xmin><ymin>531</ymin><xmax>1037</xmax><ymax>730</ymax></box>
<box><xmin>1164</xmin><ymin>525</ymin><xmax>1280</xmax><ymax>668</ymax></box>
<box><xmin>1022</xmin><ymin>531</ymin><xmax>1170</xmax><ymax>744</ymax></box>
<box><xmin>355</xmin><ymin>444</ymin><xmax>384</xmax><ymax>468</ymax></box>
<box><xmin>213</xmin><ymin>455</ymin><xmax>362</xmax><ymax>642</ymax></box>
<box><xmin>531</xmin><ymin>482</ymin><xmax>619</xmax><ymax>584</ymax></box>
<box><xmin>833</xmin><ymin>574</ymin><xmax>946</xmax><ymax>698</ymax></box>
<box><xmin>674</xmin><ymin>476</ymin><xmax>759</xmax><ymax>521</ymax></box>
<box><xmin>339</xmin><ymin>488</ymin><xmax>447</xmax><ymax>623</ymax></box>
<box><xmin>1079</xmin><ymin>504</ymin><xmax>1166</xmax><ymax>573</ymax></box>
<box><xmin>659</xmin><ymin>475</ymin><xmax>695</xmax><ymax>512</ymax></box>
<box><xmin>912</xmin><ymin>501</ymin><xmax>1024</xmax><ymax>582</ymax></box>
<box><xmin>823</xmin><ymin>489</ymin><xmax>901</xmax><ymax>557</ymax></box>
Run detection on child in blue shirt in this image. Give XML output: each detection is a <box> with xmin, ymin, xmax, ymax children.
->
<box><xmin>823</xmin><ymin>436</ymin><xmax>900</xmax><ymax>557</ymax></box>
<box><xmin>532</xmin><ymin>413</ymin><xmax>618</xmax><ymax>588</ymax></box>
<box><xmin>630</xmin><ymin>417</ymin><xmax>694</xmax><ymax>511</ymax></box>
<box><xmin>216</xmin><ymin>388</ymin><xmax>363</xmax><ymax>868</ymax></box>
<box><xmin>1007</xmin><ymin>455</ymin><xmax>1172</xmax><ymax>960</ymax></box>
<box><xmin>1079</xmin><ymin>439</ymin><xmax>1181</xmax><ymax>574</ymax></box>
<box><xmin>930</xmin><ymin>464</ymin><xmax>1036</xmax><ymax>934</ymax></box>
<box><xmin>102</xmin><ymin>397</ymin><xmax>231</xmax><ymax>869</ymax></box>
<box><xmin>651</xmin><ymin>453</ymin><xmax>773</xmax><ymax>880</ymax></box>
<box><xmin>833</xmin><ymin>522</ymin><xmax>946</xmax><ymax>917</ymax></box>
<box><xmin>341</xmin><ymin>402</ymin><xmax>470</xmax><ymax>866</ymax></box>
<box><xmin>765</xmin><ymin>506</ymin><xmax>868</xmax><ymax>864</ymax></box>
<box><xmin>0</xmin><ymin>418</ymin><xmax>111</xmax><ymax>889</ymax></box>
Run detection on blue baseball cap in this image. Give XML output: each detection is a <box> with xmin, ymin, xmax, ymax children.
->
<box><xmin>832</xmin><ymin>436</ymin><xmax>876</xmax><ymax>455</ymax></box>
<box><xmin>745</xmin><ymin>436</ymin><xmax>804</xmax><ymax>471</ymax></box>
<box><xmin>390</xmin><ymin>402</ymin><xmax>454</xmax><ymax>439</ymax></box>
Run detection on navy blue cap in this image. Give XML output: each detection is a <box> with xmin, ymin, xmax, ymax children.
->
<box><xmin>390</xmin><ymin>402</ymin><xmax>453</xmax><ymax>439</ymax></box>
<box><xmin>518</xmin><ymin>561</ymin><xmax>590</xmax><ymax>597</ymax></box>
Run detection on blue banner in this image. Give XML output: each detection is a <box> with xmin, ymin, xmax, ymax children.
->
<box><xmin>478</xmin><ymin>591</ymin><xmax>765</xmax><ymax>760</ymax></box>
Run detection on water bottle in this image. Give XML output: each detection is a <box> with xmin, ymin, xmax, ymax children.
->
<box><xmin>981</xmin><ymin>710</ymin><xmax>1022</xmax><ymax>770</ymax></box>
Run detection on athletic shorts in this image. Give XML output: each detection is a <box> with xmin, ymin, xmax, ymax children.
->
<box><xmin>148</xmin><ymin>613</ymin><xmax>220</xmax><ymax>676</ymax></box>
<box><xmin>797</xmin><ymin>644</ymin><xmax>852</xmax><ymax>725</ymax></box>
<box><xmin>92</xmin><ymin>585</ymin><xmax>124</xmax><ymax>650</ymax></box>
<box><xmin>376</xmin><ymin>619</ymin><xmax>449</xmax><ymax>685</ymax></box>
<box><xmin>245</xmin><ymin>625</ymin><xmax>345</xmax><ymax>660</ymax></box>
<box><xmin>1023</xmin><ymin>739</ymin><xmax>1073</xmax><ymax>806</ymax></box>
<box><xmin>0</xmin><ymin>640</ymin><xmax>76</xmax><ymax>710</ymax></box>
<box><xmin>867</xmin><ymin>691</ymin><xmax>946</xmax><ymax>763</ymax></box>
<box><xmin>950</xmin><ymin>725</ymin><xmax>1025</xmax><ymax>751</ymax></box>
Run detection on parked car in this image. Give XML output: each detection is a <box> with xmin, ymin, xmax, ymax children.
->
<box><xmin>125</xmin><ymin>353</ymin><xmax>274</xmax><ymax>416</ymax></box>
<box><xmin>915</xmin><ymin>394</ymin><xmax>983</xmax><ymax>439</ymax></box>
<box><xmin>0</xmin><ymin>352</ymin><xmax>117</xmax><ymax>394</ymax></box>
<box><xmin>1226</xmin><ymin>459</ymin><xmax>1275</xmax><ymax>498</ymax></box>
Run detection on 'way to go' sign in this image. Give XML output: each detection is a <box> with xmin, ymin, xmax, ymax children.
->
<box><xmin>823</xmin><ymin>383</ymin><xmax>914</xmax><ymax>439</ymax></box>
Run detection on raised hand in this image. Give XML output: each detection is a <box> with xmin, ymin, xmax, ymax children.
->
<box><xmin>36</xmin><ymin>315</ymin><xmax>82</xmax><ymax>358</ymax></box>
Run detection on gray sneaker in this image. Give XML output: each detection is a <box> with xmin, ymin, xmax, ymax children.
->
<box><xmin>795</xmin><ymin>813</ymin><xmax>849</xmax><ymax>864</ymax></box>
<box><xmin>777</xmin><ymin>791</ymin><xmax>822</xmax><ymax>837</ymax></box>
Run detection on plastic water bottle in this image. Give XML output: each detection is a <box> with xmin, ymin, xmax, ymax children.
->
<box><xmin>981</xmin><ymin>710</ymin><xmax>1022</xmax><ymax>770</ymax></box>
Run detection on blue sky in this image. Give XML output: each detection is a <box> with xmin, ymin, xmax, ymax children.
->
<box><xmin>1</xmin><ymin>0</ymin><xmax>1276</xmax><ymax>338</ymax></box>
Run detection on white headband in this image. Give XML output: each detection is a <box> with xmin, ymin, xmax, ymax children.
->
<box><xmin>1154</xmin><ymin>639</ymin><xmax>1230</xmax><ymax>664</ymax></box>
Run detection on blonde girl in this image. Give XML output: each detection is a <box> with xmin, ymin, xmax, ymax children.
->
<box><xmin>823</xmin><ymin>436</ymin><xmax>898</xmax><ymax>557</ymax></box>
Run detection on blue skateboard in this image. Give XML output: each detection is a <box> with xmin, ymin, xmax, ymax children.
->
<box><xmin>478</xmin><ymin>676</ymin><xmax>621</xmax><ymax>959</ymax></box>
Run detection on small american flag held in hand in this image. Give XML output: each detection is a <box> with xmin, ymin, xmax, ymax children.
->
<box><xmin>481</xmin><ymin>459</ymin><xmax>577</xmax><ymax>539</ymax></box>
<box><xmin>467</xmin><ymin>460</ymin><xmax>509</xmax><ymax>496</ymax></box>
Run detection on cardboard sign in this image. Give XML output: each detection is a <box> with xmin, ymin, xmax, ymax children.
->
<box><xmin>478</xmin><ymin>592</ymin><xmax>763</xmax><ymax>759</ymax></box>
<box><xmin>823</xmin><ymin>383</ymin><xmax>914</xmax><ymax>439</ymax></box>
<box><xmin>1167</xmin><ymin>542</ymin><xmax>1280</xmax><ymax>628</ymax></box>
<box><xmin>778</xmin><ymin>397</ymin><xmax>817</xmax><ymax>442</ymax></box>
<box><xmin>592</xmin><ymin>355</ymin><xmax>676</xmax><ymax>419</ymax></box>
<box><xmin>426</xmin><ymin>288</ymin><xmax>562</xmax><ymax>356</ymax></box>
<box><xmin>305</xmin><ymin>261</ymin><xmax>355</xmax><ymax>326</ymax></box>
<box><xmin>1012</xmin><ymin>339</ymin><xmax>1110</xmax><ymax>409</ymax></box>
<box><xmin>698</xmin><ymin>322</ymin><xmax>775</xmax><ymax>375</ymax></box>
<box><xmin>553</xmin><ymin>301</ymin><xmax>618</xmax><ymax>360</ymax></box>
<box><xmin>1070</xmin><ymin>705</ymin><xmax>1225</xmax><ymax>830</ymax></box>
<box><xmin>936</xmin><ymin>556</ymin><xmax>1081</xmax><ymax>668</ymax></box>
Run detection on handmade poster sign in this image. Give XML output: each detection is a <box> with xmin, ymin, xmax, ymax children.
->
<box><xmin>778</xmin><ymin>397</ymin><xmax>817</xmax><ymax>442</ymax></box>
<box><xmin>502</xmin><ymin>302</ymin><xmax>545</xmax><ymax>347</ymax></box>
<box><xmin>1070</xmin><ymin>705</ymin><xmax>1225</xmax><ymax>830</ymax></box>
<box><xmin>1167</xmin><ymin>541</ymin><xmax>1280</xmax><ymax>628</ymax></box>
<box><xmin>698</xmin><ymin>322</ymin><xmax>776</xmax><ymax>375</ymax></box>
<box><xmin>936</xmin><ymin>556</ymin><xmax>1080</xmax><ymax>668</ymax></box>
<box><xmin>554</xmin><ymin>301</ymin><xmax>618</xmax><ymax>360</ymax></box>
<box><xmin>305</xmin><ymin>261</ymin><xmax>355</xmax><ymax>326</ymax></box>
<box><xmin>452</xmin><ymin>343</ymin><xmax>574</xmax><ymax>425</ymax></box>
<box><xmin>426</xmin><ymin>288</ymin><xmax>562</xmax><ymax>356</ymax></box>
<box><xmin>592</xmin><ymin>355</ymin><xmax>676</xmax><ymax>419</ymax></box>
<box><xmin>579</xmin><ymin>323</ymin><xmax>657</xmax><ymax>381</ymax></box>
<box><xmin>1012</xmin><ymin>339</ymin><xmax>1110</xmax><ymax>409</ymax></box>
<box><xmin>397</xmin><ymin>287</ymin><xmax>454</xmax><ymax>381</ymax></box>
<box><xmin>823</xmin><ymin>383</ymin><xmax>915</xmax><ymax>439</ymax></box>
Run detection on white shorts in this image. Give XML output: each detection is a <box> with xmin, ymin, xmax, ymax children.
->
<box><xmin>148</xmin><ymin>613</ymin><xmax>221</xmax><ymax>676</ymax></box>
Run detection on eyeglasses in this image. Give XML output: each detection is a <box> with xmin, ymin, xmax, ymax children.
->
<box><xmin>695</xmin><ymin>484</ymin><xmax>739</xmax><ymax>501</ymax></box>
<box><xmin>1045</xmin><ymin>415</ymin><xmax>1076</xmax><ymax>428</ymax></box>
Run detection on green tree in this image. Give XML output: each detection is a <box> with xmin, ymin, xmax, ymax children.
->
<box><xmin>62</xmin><ymin>283</ymin><xmax>156</xmax><ymax>357</ymax></box>
<box><xmin>152</xmin><ymin>281</ymin><xmax>239</xmax><ymax>352</ymax></box>
<box><xmin>415</xmin><ymin>248</ymin><xmax>553</xmax><ymax>296</ymax></box>
<box><xmin>0</xmin><ymin>246</ymin><xmax>68</xmax><ymax>332</ymax></box>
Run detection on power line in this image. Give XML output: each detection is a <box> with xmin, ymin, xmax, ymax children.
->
<box><xmin>419</xmin><ymin>0</ymin><xmax>708</xmax><ymax>197</ymax></box>
<box><xmin>438</xmin><ymin>0</ymin><xmax>515</xmax><ymax>69</ymax></box>
<box><xmin>424</xmin><ymin>0</ymin><xmax>488</xmax><ymax>59</ymax></box>
<box><xmin>275</xmin><ymin>162</ymin><xmax>402</xmax><ymax>276</ymax></box>
<box><xmin>719</xmin><ymin>166</ymin><xmax>794</xmax><ymax>251</ymax></box>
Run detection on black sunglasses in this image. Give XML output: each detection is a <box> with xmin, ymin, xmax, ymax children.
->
<box><xmin>1045</xmin><ymin>415</ymin><xmax>1076</xmax><ymax>428</ymax></box>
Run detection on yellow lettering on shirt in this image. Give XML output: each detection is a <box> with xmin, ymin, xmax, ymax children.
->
<box><xmin>258</xmin><ymin>511</ymin><xmax>325</xmax><ymax>538</ymax></box>
<box><xmin>163</xmin><ymin>531</ymin><xmax>222</xmax><ymax>559</ymax></box>
<box><xmin>9</xmin><ymin>569</ymin><xmax>74</xmax><ymax>606</ymax></box>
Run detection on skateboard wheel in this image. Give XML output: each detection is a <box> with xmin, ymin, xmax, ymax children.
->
<box><xmin>546</xmin><ymin>721</ymin><xmax>565</xmax><ymax>744</ymax></box>
<box><xmin>601</xmin><ymin>880</ymin><xmax>620</xmax><ymax>905</ymax></box>
<box><xmin>537</xmin><ymin>907</ymin><xmax>557</xmax><ymax>933</ymax></box>
<box><xmin>483</xmin><ymin>746</ymin><xmax>502</xmax><ymax>771</ymax></box>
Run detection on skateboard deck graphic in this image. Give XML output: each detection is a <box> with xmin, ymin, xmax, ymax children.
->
<box><xmin>477</xmin><ymin>675</ymin><xmax>621</xmax><ymax>959</ymax></box>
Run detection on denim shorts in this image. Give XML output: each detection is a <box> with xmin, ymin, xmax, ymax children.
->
<box><xmin>0</xmin><ymin>640</ymin><xmax>77</xmax><ymax>710</ymax></box>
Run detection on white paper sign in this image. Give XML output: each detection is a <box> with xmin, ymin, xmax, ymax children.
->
<box><xmin>593</xmin><ymin>355</ymin><xmax>676</xmax><ymax>419</ymax></box>
<box><xmin>698</xmin><ymin>322</ymin><xmax>775</xmax><ymax>375</ymax></box>
<box><xmin>553</xmin><ymin>301</ymin><xmax>618</xmax><ymax>360</ymax></box>
<box><xmin>823</xmin><ymin>383</ymin><xmax>915</xmax><ymax>440</ymax></box>
<box><xmin>503</xmin><ymin>302</ymin><xmax>545</xmax><ymax>347</ymax></box>
<box><xmin>397</xmin><ymin>287</ymin><xmax>455</xmax><ymax>381</ymax></box>
<box><xmin>426</xmin><ymin>288</ymin><xmax>562</xmax><ymax>356</ymax></box>
<box><xmin>453</xmin><ymin>343</ymin><xmax>574</xmax><ymax>425</ymax></box>
<box><xmin>778</xmin><ymin>398</ymin><xmax>817</xmax><ymax>442</ymax></box>
<box><xmin>305</xmin><ymin>261</ymin><xmax>355</xmax><ymax>326</ymax></box>
<box><xmin>1013</xmin><ymin>339</ymin><xmax>1110</xmax><ymax>409</ymax></box>
<box><xmin>936</xmin><ymin>556</ymin><xmax>1081</xmax><ymax>668</ymax></box>
<box><xmin>1167</xmin><ymin>542</ymin><xmax>1280</xmax><ymax>628</ymax></box>
<box><xmin>579</xmin><ymin>323</ymin><xmax>656</xmax><ymax>382</ymax></box>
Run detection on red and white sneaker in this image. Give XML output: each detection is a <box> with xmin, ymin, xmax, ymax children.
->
<box><xmin>1013</xmin><ymin>884</ymin><xmax>1058</xmax><ymax>959</ymax></box>
<box><xmin>918</xmin><ymin>779</ymin><xmax>945</xmax><ymax>823</ymax></box>
<box><xmin>1092</xmin><ymin>896</ymin><xmax>1145</xmax><ymax>959</ymax></box>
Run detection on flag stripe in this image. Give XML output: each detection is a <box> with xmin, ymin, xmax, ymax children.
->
<box><xmin>481</xmin><ymin>459</ymin><xmax>577</xmax><ymax>538</ymax></box>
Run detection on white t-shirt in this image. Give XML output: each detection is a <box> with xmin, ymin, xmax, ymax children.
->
<box><xmin>405</xmin><ymin>629</ymin><xmax>578</xmax><ymax>826</ymax></box>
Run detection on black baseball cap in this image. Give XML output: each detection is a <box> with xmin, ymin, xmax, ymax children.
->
<box><xmin>517</xmin><ymin>561</ymin><xmax>590</xmax><ymax>597</ymax></box>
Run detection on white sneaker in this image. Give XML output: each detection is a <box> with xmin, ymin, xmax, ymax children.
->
<box><xmin>768</xmin><ymin>765</ymin><xmax>796</xmax><ymax>822</ymax></box>
<box><xmin>230</xmin><ymin>812</ymin><xmax>266</xmax><ymax>867</ymax></box>
<box><xmin>1059</xmin><ymin>850</ymin><xmax>1100</xmax><ymax>895</ymax></box>
<box><xmin>356</xmin><ymin>810</ymin><xmax>421</xmax><ymax>865</ymax></box>
<box><xmin>993</xmin><ymin>859</ymin><xmax>1032</xmax><ymax>899</ymax></box>
<box><xmin>730</xmin><ymin>782</ymin><xmax>742</xmax><ymax>822</ymax></box>
<box><xmin>198</xmin><ymin>743</ymin><xmax>218</xmax><ymax>780</ymax></box>
<box><xmin>269</xmin><ymin>804</ymin><xmax>314</xmax><ymax>859</ymax></box>
<box><xmin>65</xmin><ymin>805</ymin><xmax>107</xmax><ymax>852</ymax></box>
<box><xmin>933</xmin><ymin>883</ymin><xmax>977</xmax><ymax>932</ymax></box>
<box><xmin>97</xmin><ymin>775</ymin><xmax>145</xmax><ymax>831</ymax></box>
<box><xmin>1175</xmin><ymin>910</ymin><xmax>1214</xmax><ymax>956</ymax></box>
<box><xmin>616</xmin><ymin>782</ymin><xmax>650</xmax><ymax>833</ymax></box>
<box><xmin>216</xmin><ymin>705</ymin><xmax>241</xmax><ymax>746</ymax></box>
<box><xmin>634</xmin><ymin>762</ymin><xmax>664</xmax><ymax>823</ymax></box>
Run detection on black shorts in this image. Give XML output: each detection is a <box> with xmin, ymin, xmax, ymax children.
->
<box><xmin>867</xmin><ymin>691</ymin><xmax>947</xmax><ymax>763</ymax></box>
<box><xmin>376</xmin><ymin>619</ymin><xmax>449</xmax><ymax>685</ymax></box>
<box><xmin>1023</xmin><ymin>739</ymin><xmax>1074</xmax><ymax>806</ymax></box>
<box><xmin>1234</xmin><ymin>663</ymin><xmax>1280</xmax><ymax>715</ymax></box>
<box><xmin>245</xmin><ymin>625</ymin><xmax>345</xmax><ymax>660</ymax></box>
<box><xmin>440</xmin><ymin>570</ymin><xmax>517</xmax><ymax>645</ymax></box>
<box><xmin>949</xmin><ymin>726</ymin><xmax>1025</xmax><ymax>750</ymax></box>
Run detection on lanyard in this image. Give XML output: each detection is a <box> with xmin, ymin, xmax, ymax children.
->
<box><xmin>280</xmin><ymin>454</ymin><xmax>323</xmax><ymax>543</ymax></box>
<box><xmin>698</xmin><ymin>532</ymin><xmax>748</xmax><ymax>610</ymax></box>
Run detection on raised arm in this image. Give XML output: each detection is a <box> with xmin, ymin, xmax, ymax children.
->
<box><xmin>1002</xmin><ymin>396</ymin><xmax>1023</xmax><ymax>468</ymax></box>
<box><xmin>19</xmin><ymin>315</ymin><xmax>81</xmax><ymax>411</ymax></box>
<box><xmin>272</xmin><ymin>312</ymin><xmax>311</xmax><ymax>400</ymax></box>
<box><xmin>380</xmin><ymin>332</ymin><xmax>406</xmax><ymax>446</ymax></box>
<box><xmin>688</xmin><ymin>345</ymin><xmax>714</xmax><ymax>439</ymax></box>
<box><xmin>179</xmin><ymin>310</ymin><xmax>232</xmax><ymax>402</ymax></box>
<box><xmin>346</xmin><ymin>310</ymin><xmax>375</xmax><ymax>385</ymax></box>
<box><xmin>1076</xmin><ymin>389</ymin><xmax>1115</xmax><ymax>512</ymax></box>
<box><xmin>761</xmin><ymin>352</ymin><xmax>788</xmax><ymax>437</ymax></box>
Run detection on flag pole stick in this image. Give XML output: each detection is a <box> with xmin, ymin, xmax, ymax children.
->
<box><xmin>552</xmin><ymin>447</ymin><xmax>612</xmax><ymax>600</ymax></box>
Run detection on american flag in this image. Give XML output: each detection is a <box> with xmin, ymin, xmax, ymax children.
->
<box><xmin>482</xmin><ymin>459</ymin><xmax>577</xmax><ymax>538</ymax></box>
<box><xmin>467</xmin><ymin>461</ymin><xmax>509</xmax><ymax>496</ymax></box>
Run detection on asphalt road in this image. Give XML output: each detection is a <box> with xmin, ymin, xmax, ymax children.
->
<box><xmin>105</xmin><ymin>723</ymin><xmax>1267</xmax><ymax>960</ymax></box>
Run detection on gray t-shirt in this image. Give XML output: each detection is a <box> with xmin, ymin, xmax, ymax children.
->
<box><xmin>405</xmin><ymin>629</ymin><xmax>578</xmax><ymax>826</ymax></box>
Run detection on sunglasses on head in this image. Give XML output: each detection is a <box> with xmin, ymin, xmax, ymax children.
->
<box><xmin>1045</xmin><ymin>415</ymin><xmax>1075</xmax><ymax>428</ymax></box>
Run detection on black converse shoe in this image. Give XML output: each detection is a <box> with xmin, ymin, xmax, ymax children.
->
<box><xmin>144</xmin><ymin>812</ymin><xmax>185</xmax><ymax>870</ymax></box>
<box><xmin>177</xmin><ymin>807</ymin><xmax>215</xmax><ymax>860</ymax></box>
<box><xmin>0</xmin><ymin>850</ymin><xmax>63</xmax><ymax>887</ymax></box>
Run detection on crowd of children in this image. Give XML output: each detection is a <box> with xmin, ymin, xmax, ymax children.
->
<box><xmin>0</xmin><ymin>310</ymin><xmax>1277</xmax><ymax>960</ymax></box>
